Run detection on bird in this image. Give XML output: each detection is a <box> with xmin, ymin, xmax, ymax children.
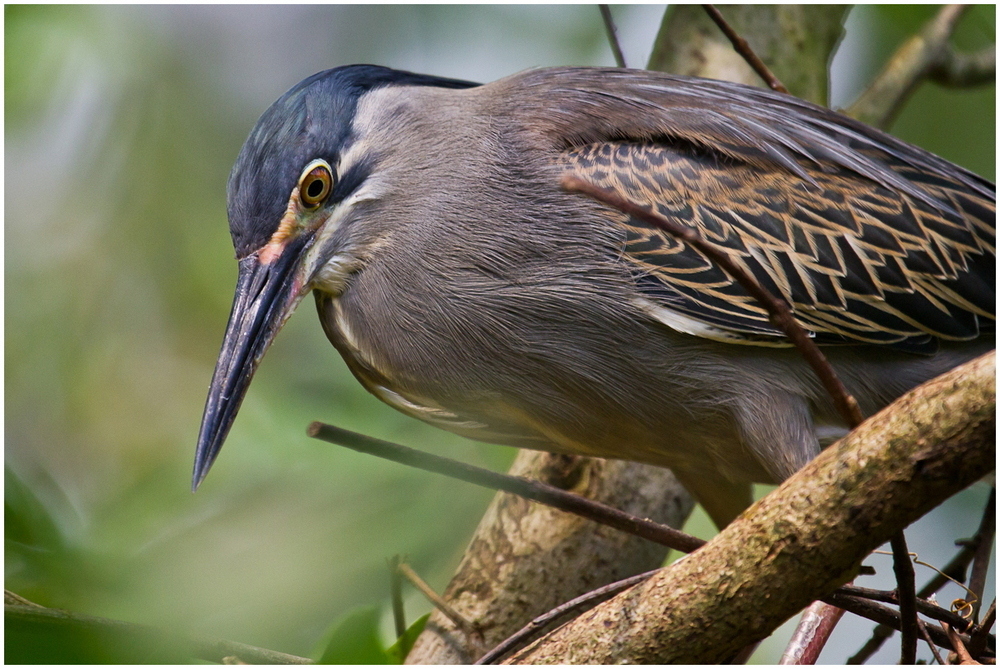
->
<box><xmin>194</xmin><ymin>65</ymin><xmax>995</xmax><ymax>528</ymax></box>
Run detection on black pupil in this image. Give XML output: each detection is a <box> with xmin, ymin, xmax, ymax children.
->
<box><xmin>307</xmin><ymin>176</ymin><xmax>326</xmax><ymax>199</ymax></box>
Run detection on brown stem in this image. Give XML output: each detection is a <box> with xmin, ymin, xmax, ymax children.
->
<box><xmin>918</xmin><ymin>617</ymin><xmax>948</xmax><ymax>665</ymax></box>
<box><xmin>389</xmin><ymin>555</ymin><xmax>406</xmax><ymax>638</ymax></box>
<box><xmin>475</xmin><ymin>569</ymin><xmax>660</xmax><ymax>664</ymax></box>
<box><xmin>891</xmin><ymin>533</ymin><xmax>920</xmax><ymax>663</ymax></box>
<box><xmin>599</xmin><ymin>5</ymin><xmax>627</xmax><ymax>68</ymax></box>
<box><xmin>968</xmin><ymin>490</ymin><xmax>996</xmax><ymax>621</ymax></box>
<box><xmin>560</xmin><ymin>175</ymin><xmax>864</xmax><ymax>429</ymax></box>
<box><xmin>778</xmin><ymin>601</ymin><xmax>845</xmax><ymax>664</ymax></box>
<box><xmin>968</xmin><ymin>601</ymin><xmax>996</xmax><ymax>660</ymax></box>
<box><xmin>839</xmin><ymin>585</ymin><xmax>973</xmax><ymax>631</ymax></box>
<box><xmin>307</xmin><ymin>422</ymin><xmax>705</xmax><ymax>554</ymax></box>
<box><xmin>825</xmin><ymin>591</ymin><xmax>978</xmax><ymax>658</ymax></box>
<box><xmin>701</xmin><ymin>4</ymin><xmax>788</xmax><ymax>93</ymax></box>
<box><xmin>398</xmin><ymin>562</ymin><xmax>481</xmax><ymax>643</ymax></box>
<box><xmin>944</xmin><ymin>622</ymin><xmax>980</xmax><ymax>665</ymax></box>
<box><xmin>849</xmin><ymin>487</ymin><xmax>995</xmax><ymax>663</ymax></box>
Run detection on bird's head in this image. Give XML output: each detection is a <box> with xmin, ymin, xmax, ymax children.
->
<box><xmin>193</xmin><ymin>65</ymin><xmax>478</xmax><ymax>489</ymax></box>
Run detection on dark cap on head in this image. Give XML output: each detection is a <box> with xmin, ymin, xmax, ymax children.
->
<box><xmin>226</xmin><ymin>64</ymin><xmax>479</xmax><ymax>258</ymax></box>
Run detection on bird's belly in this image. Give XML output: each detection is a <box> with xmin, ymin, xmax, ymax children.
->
<box><xmin>315</xmin><ymin>292</ymin><xmax>560</xmax><ymax>449</ymax></box>
<box><xmin>316</xmin><ymin>290</ymin><xmax>792</xmax><ymax>484</ymax></box>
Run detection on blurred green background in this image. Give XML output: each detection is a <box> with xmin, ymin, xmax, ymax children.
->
<box><xmin>5</xmin><ymin>5</ymin><xmax>994</xmax><ymax>664</ymax></box>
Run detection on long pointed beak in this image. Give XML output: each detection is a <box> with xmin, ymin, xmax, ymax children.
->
<box><xmin>193</xmin><ymin>236</ymin><xmax>311</xmax><ymax>490</ymax></box>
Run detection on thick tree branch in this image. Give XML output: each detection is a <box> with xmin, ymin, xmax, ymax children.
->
<box><xmin>475</xmin><ymin>569</ymin><xmax>660</xmax><ymax>665</ymax></box>
<box><xmin>508</xmin><ymin>352</ymin><xmax>995</xmax><ymax>664</ymax></box>
<box><xmin>648</xmin><ymin>5</ymin><xmax>847</xmax><ymax>105</ymax></box>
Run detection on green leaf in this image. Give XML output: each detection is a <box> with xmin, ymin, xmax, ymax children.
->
<box><xmin>315</xmin><ymin>606</ymin><xmax>390</xmax><ymax>665</ymax></box>
<box><xmin>385</xmin><ymin>613</ymin><xmax>430</xmax><ymax>664</ymax></box>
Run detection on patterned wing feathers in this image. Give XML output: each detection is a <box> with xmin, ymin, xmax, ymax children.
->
<box><xmin>559</xmin><ymin>140</ymin><xmax>995</xmax><ymax>349</ymax></box>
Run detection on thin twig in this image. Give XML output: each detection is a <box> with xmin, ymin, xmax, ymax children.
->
<box><xmin>389</xmin><ymin>555</ymin><xmax>406</xmax><ymax>638</ymax></box>
<box><xmin>5</xmin><ymin>590</ymin><xmax>42</xmax><ymax>607</ymax></box>
<box><xmin>968</xmin><ymin>601</ymin><xmax>996</xmax><ymax>660</ymax></box>
<box><xmin>599</xmin><ymin>5</ymin><xmax>627</xmax><ymax>68</ymax></box>
<box><xmin>560</xmin><ymin>175</ymin><xmax>865</xmax><ymax>429</ymax></box>
<box><xmin>892</xmin><ymin>532</ymin><xmax>920</xmax><ymax>663</ymax></box>
<box><xmin>845</xmin><ymin>4</ymin><xmax>974</xmax><ymax>129</ymax></box>
<box><xmin>397</xmin><ymin>562</ymin><xmax>481</xmax><ymax>642</ymax></box>
<box><xmin>307</xmin><ymin>421</ymin><xmax>996</xmax><ymax>656</ymax></box>
<box><xmin>701</xmin><ymin>4</ymin><xmax>788</xmax><ymax>93</ymax></box>
<box><xmin>839</xmin><ymin>585</ymin><xmax>972</xmax><ymax>631</ymax></box>
<box><xmin>825</xmin><ymin>591</ymin><xmax>984</xmax><ymax>657</ymax></box>
<box><xmin>919</xmin><ymin>617</ymin><xmax>948</xmax><ymax>665</ymax></box>
<box><xmin>307</xmin><ymin>422</ymin><xmax>705</xmax><ymax>554</ymax></box>
<box><xmin>5</xmin><ymin>602</ymin><xmax>313</xmax><ymax>664</ymax></box>
<box><xmin>779</xmin><ymin>601</ymin><xmax>845</xmax><ymax>664</ymax></box>
<box><xmin>945</xmin><ymin>622</ymin><xmax>981</xmax><ymax>665</ymax></box>
<box><xmin>968</xmin><ymin>490</ymin><xmax>996</xmax><ymax>621</ymax></box>
<box><xmin>849</xmin><ymin>487</ymin><xmax>995</xmax><ymax>663</ymax></box>
<box><xmin>475</xmin><ymin>569</ymin><xmax>660</xmax><ymax>664</ymax></box>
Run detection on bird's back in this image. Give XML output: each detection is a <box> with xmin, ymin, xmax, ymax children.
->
<box><xmin>315</xmin><ymin>67</ymin><xmax>995</xmax><ymax>526</ymax></box>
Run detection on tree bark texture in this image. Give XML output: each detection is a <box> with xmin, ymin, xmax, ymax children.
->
<box><xmin>408</xmin><ymin>6</ymin><xmax>851</xmax><ymax>663</ymax></box>
<box><xmin>405</xmin><ymin>453</ymin><xmax>693</xmax><ymax>663</ymax></box>
<box><xmin>648</xmin><ymin>5</ymin><xmax>848</xmax><ymax>105</ymax></box>
<box><xmin>509</xmin><ymin>351</ymin><xmax>995</xmax><ymax>664</ymax></box>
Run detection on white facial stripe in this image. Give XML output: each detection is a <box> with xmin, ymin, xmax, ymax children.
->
<box><xmin>336</xmin><ymin>138</ymin><xmax>370</xmax><ymax>181</ymax></box>
<box><xmin>294</xmin><ymin>86</ymin><xmax>419</xmax><ymax>297</ymax></box>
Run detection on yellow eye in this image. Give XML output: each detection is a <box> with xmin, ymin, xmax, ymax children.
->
<box><xmin>300</xmin><ymin>162</ymin><xmax>333</xmax><ymax>207</ymax></box>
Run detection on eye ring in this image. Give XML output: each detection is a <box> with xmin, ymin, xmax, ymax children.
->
<box><xmin>299</xmin><ymin>161</ymin><xmax>334</xmax><ymax>208</ymax></box>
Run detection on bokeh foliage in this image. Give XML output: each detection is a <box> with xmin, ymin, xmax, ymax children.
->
<box><xmin>5</xmin><ymin>5</ymin><xmax>994</xmax><ymax>663</ymax></box>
